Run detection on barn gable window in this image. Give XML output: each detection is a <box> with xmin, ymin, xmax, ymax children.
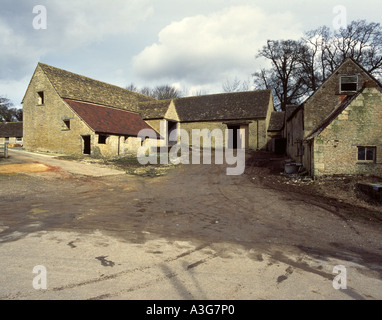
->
<box><xmin>63</xmin><ymin>120</ymin><xmax>71</xmax><ymax>130</ymax></box>
<box><xmin>340</xmin><ymin>75</ymin><xmax>358</xmax><ymax>93</ymax></box>
<box><xmin>37</xmin><ymin>91</ymin><xmax>45</xmax><ymax>105</ymax></box>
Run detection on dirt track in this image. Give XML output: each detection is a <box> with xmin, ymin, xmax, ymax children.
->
<box><xmin>0</xmin><ymin>149</ymin><xmax>381</xmax><ymax>300</ymax></box>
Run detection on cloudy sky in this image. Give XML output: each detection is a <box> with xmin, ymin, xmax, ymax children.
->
<box><xmin>1</xmin><ymin>0</ymin><xmax>382</xmax><ymax>107</ymax></box>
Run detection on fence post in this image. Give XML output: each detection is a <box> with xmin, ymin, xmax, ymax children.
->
<box><xmin>4</xmin><ymin>142</ymin><xmax>8</xmax><ymax>158</ymax></box>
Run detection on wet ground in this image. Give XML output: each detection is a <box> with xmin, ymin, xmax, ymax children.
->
<box><xmin>0</xmin><ymin>149</ymin><xmax>381</xmax><ymax>300</ymax></box>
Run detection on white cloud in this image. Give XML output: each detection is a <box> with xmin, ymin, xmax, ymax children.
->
<box><xmin>0</xmin><ymin>76</ymin><xmax>31</xmax><ymax>107</ymax></box>
<box><xmin>0</xmin><ymin>0</ymin><xmax>154</xmax><ymax>75</ymax></box>
<box><xmin>0</xmin><ymin>19</ymin><xmax>42</xmax><ymax>79</ymax></box>
<box><xmin>50</xmin><ymin>0</ymin><xmax>154</xmax><ymax>50</ymax></box>
<box><xmin>133</xmin><ymin>5</ymin><xmax>303</xmax><ymax>89</ymax></box>
<box><xmin>0</xmin><ymin>0</ymin><xmax>154</xmax><ymax>102</ymax></box>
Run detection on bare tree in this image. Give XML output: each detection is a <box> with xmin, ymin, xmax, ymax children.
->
<box><xmin>253</xmin><ymin>40</ymin><xmax>308</xmax><ymax>111</ymax></box>
<box><xmin>190</xmin><ymin>89</ymin><xmax>209</xmax><ymax>96</ymax></box>
<box><xmin>222</xmin><ymin>77</ymin><xmax>250</xmax><ymax>93</ymax></box>
<box><xmin>125</xmin><ymin>84</ymin><xmax>183</xmax><ymax>100</ymax></box>
<box><xmin>253</xmin><ymin>20</ymin><xmax>382</xmax><ymax>110</ymax></box>
<box><xmin>139</xmin><ymin>86</ymin><xmax>154</xmax><ymax>97</ymax></box>
<box><xmin>125</xmin><ymin>83</ymin><xmax>138</xmax><ymax>92</ymax></box>
<box><xmin>0</xmin><ymin>96</ymin><xmax>21</xmax><ymax>122</ymax></box>
<box><xmin>151</xmin><ymin>85</ymin><xmax>182</xmax><ymax>100</ymax></box>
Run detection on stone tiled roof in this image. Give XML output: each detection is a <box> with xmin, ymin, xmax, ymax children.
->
<box><xmin>64</xmin><ymin>99</ymin><xmax>158</xmax><ymax>137</ymax></box>
<box><xmin>139</xmin><ymin>90</ymin><xmax>272</xmax><ymax>122</ymax></box>
<box><xmin>285</xmin><ymin>104</ymin><xmax>299</xmax><ymax>121</ymax></box>
<box><xmin>138</xmin><ymin>99</ymin><xmax>172</xmax><ymax>119</ymax></box>
<box><xmin>268</xmin><ymin>111</ymin><xmax>285</xmax><ymax>132</ymax></box>
<box><xmin>38</xmin><ymin>63</ymin><xmax>154</xmax><ymax>112</ymax></box>
<box><xmin>0</xmin><ymin>122</ymin><xmax>23</xmax><ymax>138</ymax></box>
<box><xmin>175</xmin><ymin>90</ymin><xmax>272</xmax><ymax>122</ymax></box>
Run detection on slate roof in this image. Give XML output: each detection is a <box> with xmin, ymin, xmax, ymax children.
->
<box><xmin>35</xmin><ymin>63</ymin><xmax>154</xmax><ymax>112</ymax></box>
<box><xmin>268</xmin><ymin>111</ymin><xmax>285</xmax><ymax>132</ymax></box>
<box><xmin>0</xmin><ymin>122</ymin><xmax>23</xmax><ymax>138</ymax></box>
<box><xmin>64</xmin><ymin>99</ymin><xmax>157</xmax><ymax>137</ymax></box>
<box><xmin>139</xmin><ymin>90</ymin><xmax>272</xmax><ymax>122</ymax></box>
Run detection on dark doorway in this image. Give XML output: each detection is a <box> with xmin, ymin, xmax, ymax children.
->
<box><xmin>167</xmin><ymin>121</ymin><xmax>178</xmax><ymax>146</ymax></box>
<box><xmin>227</xmin><ymin>125</ymin><xmax>241</xmax><ymax>149</ymax></box>
<box><xmin>82</xmin><ymin>135</ymin><xmax>91</xmax><ymax>155</ymax></box>
<box><xmin>275</xmin><ymin>138</ymin><xmax>286</xmax><ymax>155</ymax></box>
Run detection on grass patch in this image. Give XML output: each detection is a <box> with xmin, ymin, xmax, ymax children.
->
<box><xmin>106</xmin><ymin>155</ymin><xmax>179</xmax><ymax>177</ymax></box>
<box><xmin>56</xmin><ymin>154</ymin><xmax>180</xmax><ymax>177</ymax></box>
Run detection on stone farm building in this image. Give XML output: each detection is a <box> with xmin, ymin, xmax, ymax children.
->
<box><xmin>139</xmin><ymin>90</ymin><xmax>274</xmax><ymax>150</ymax></box>
<box><xmin>268</xmin><ymin>57</ymin><xmax>382</xmax><ymax>177</ymax></box>
<box><xmin>22</xmin><ymin>63</ymin><xmax>275</xmax><ymax>157</ymax></box>
<box><xmin>0</xmin><ymin>122</ymin><xmax>23</xmax><ymax>145</ymax></box>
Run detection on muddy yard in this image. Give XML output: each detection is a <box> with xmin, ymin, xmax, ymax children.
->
<box><xmin>0</xmin><ymin>149</ymin><xmax>381</xmax><ymax>300</ymax></box>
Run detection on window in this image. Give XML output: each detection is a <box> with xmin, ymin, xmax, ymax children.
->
<box><xmin>358</xmin><ymin>146</ymin><xmax>376</xmax><ymax>162</ymax></box>
<box><xmin>5</xmin><ymin>137</ymin><xmax>9</xmax><ymax>143</ymax></box>
<box><xmin>340</xmin><ymin>76</ymin><xmax>358</xmax><ymax>93</ymax></box>
<box><xmin>37</xmin><ymin>91</ymin><xmax>45</xmax><ymax>105</ymax></box>
<box><xmin>16</xmin><ymin>137</ymin><xmax>22</xmax><ymax>142</ymax></box>
<box><xmin>63</xmin><ymin>120</ymin><xmax>71</xmax><ymax>130</ymax></box>
<box><xmin>98</xmin><ymin>134</ymin><xmax>108</xmax><ymax>144</ymax></box>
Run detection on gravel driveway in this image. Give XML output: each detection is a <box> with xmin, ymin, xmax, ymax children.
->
<box><xmin>0</xmin><ymin>149</ymin><xmax>381</xmax><ymax>300</ymax></box>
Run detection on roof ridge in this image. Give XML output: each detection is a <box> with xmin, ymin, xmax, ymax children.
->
<box><xmin>37</xmin><ymin>62</ymin><xmax>154</xmax><ymax>101</ymax></box>
<box><xmin>174</xmin><ymin>89</ymin><xmax>271</xmax><ymax>101</ymax></box>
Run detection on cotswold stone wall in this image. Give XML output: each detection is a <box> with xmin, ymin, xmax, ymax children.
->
<box><xmin>180</xmin><ymin>119</ymin><xmax>269</xmax><ymax>150</ymax></box>
<box><xmin>286</xmin><ymin>108</ymin><xmax>304</xmax><ymax>163</ymax></box>
<box><xmin>180</xmin><ymin>122</ymin><xmax>227</xmax><ymax>149</ymax></box>
<box><xmin>304</xmin><ymin>59</ymin><xmax>375</xmax><ymax>135</ymax></box>
<box><xmin>23</xmin><ymin>65</ymin><xmax>93</xmax><ymax>155</ymax></box>
<box><xmin>313</xmin><ymin>87</ymin><xmax>382</xmax><ymax>176</ymax></box>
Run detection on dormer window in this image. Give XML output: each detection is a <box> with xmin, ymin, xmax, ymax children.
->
<box><xmin>340</xmin><ymin>75</ymin><xmax>358</xmax><ymax>93</ymax></box>
<box><xmin>37</xmin><ymin>91</ymin><xmax>45</xmax><ymax>105</ymax></box>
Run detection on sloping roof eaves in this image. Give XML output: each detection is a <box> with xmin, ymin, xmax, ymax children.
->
<box><xmin>64</xmin><ymin>99</ymin><xmax>158</xmax><ymax>137</ymax></box>
<box><xmin>38</xmin><ymin>63</ymin><xmax>154</xmax><ymax>112</ymax></box>
<box><xmin>0</xmin><ymin>122</ymin><xmax>23</xmax><ymax>138</ymax></box>
<box><xmin>285</xmin><ymin>104</ymin><xmax>300</xmax><ymax>121</ymax></box>
<box><xmin>305</xmin><ymin>92</ymin><xmax>360</xmax><ymax>141</ymax></box>
<box><xmin>173</xmin><ymin>90</ymin><xmax>272</xmax><ymax>122</ymax></box>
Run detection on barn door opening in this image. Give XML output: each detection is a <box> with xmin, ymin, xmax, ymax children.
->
<box><xmin>227</xmin><ymin>125</ymin><xmax>241</xmax><ymax>149</ymax></box>
<box><xmin>82</xmin><ymin>135</ymin><xmax>91</xmax><ymax>155</ymax></box>
<box><xmin>167</xmin><ymin>120</ymin><xmax>178</xmax><ymax>146</ymax></box>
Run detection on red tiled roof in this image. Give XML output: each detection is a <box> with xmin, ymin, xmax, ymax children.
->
<box><xmin>64</xmin><ymin>99</ymin><xmax>157</xmax><ymax>137</ymax></box>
